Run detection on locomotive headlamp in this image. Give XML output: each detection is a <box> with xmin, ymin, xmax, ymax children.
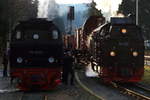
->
<box><xmin>33</xmin><ymin>34</ymin><xmax>39</xmax><ymax>39</ymax></box>
<box><xmin>48</xmin><ymin>57</ymin><xmax>54</xmax><ymax>63</ymax></box>
<box><xmin>121</xmin><ymin>29</ymin><xmax>127</xmax><ymax>34</ymax></box>
<box><xmin>52</xmin><ymin>30</ymin><xmax>58</xmax><ymax>39</ymax></box>
<box><xmin>110</xmin><ymin>51</ymin><xmax>116</xmax><ymax>56</ymax></box>
<box><xmin>133</xmin><ymin>51</ymin><xmax>138</xmax><ymax>57</ymax></box>
<box><xmin>17</xmin><ymin>57</ymin><xmax>23</xmax><ymax>63</ymax></box>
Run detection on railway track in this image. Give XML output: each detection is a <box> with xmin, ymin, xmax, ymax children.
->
<box><xmin>135</xmin><ymin>83</ymin><xmax>150</xmax><ymax>93</ymax></box>
<box><xmin>19</xmin><ymin>92</ymin><xmax>51</xmax><ymax>100</ymax></box>
<box><xmin>19</xmin><ymin>92</ymin><xmax>46</xmax><ymax>100</ymax></box>
<box><xmin>75</xmin><ymin>70</ymin><xmax>135</xmax><ymax>100</ymax></box>
<box><xmin>44</xmin><ymin>95</ymin><xmax>48</xmax><ymax>100</ymax></box>
<box><xmin>75</xmin><ymin>66</ymin><xmax>150</xmax><ymax>100</ymax></box>
<box><xmin>111</xmin><ymin>83</ymin><xmax>150</xmax><ymax>100</ymax></box>
<box><xmin>0</xmin><ymin>79</ymin><xmax>99</xmax><ymax>100</ymax></box>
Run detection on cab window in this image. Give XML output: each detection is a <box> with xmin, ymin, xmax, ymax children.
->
<box><xmin>16</xmin><ymin>31</ymin><xmax>21</xmax><ymax>39</ymax></box>
<box><xmin>52</xmin><ymin>30</ymin><xmax>58</xmax><ymax>39</ymax></box>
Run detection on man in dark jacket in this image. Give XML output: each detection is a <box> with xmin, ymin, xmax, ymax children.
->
<box><xmin>2</xmin><ymin>51</ymin><xmax>8</xmax><ymax>77</ymax></box>
<box><xmin>62</xmin><ymin>51</ymin><xmax>74</xmax><ymax>85</ymax></box>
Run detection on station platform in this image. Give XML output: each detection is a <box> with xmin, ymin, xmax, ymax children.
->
<box><xmin>0</xmin><ymin>69</ymin><xmax>19</xmax><ymax>93</ymax></box>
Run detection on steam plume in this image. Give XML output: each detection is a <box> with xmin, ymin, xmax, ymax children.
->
<box><xmin>38</xmin><ymin>0</ymin><xmax>49</xmax><ymax>18</ymax></box>
<box><xmin>38</xmin><ymin>0</ymin><xmax>68</xmax><ymax>19</ymax></box>
<box><xmin>47</xmin><ymin>0</ymin><xmax>59</xmax><ymax>20</ymax></box>
<box><xmin>93</xmin><ymin>0</ymin><xmax>123</xmax><ymax>20</ymax></box>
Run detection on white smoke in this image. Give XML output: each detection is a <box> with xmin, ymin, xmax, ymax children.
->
<box><xmin>55</xmin><ymin>0</ymin><xmax>91</xmax><ymax>4</ymax></box>
<box><xmin>85</xmin><ymin>63</ymin><xmax>98</xmax><ymax>77</ymax></box>
<box><xmin>38</xmin><ymin>0</ymin><xmax>59</xmax><ymax>19</ymax></box>
<box><xmin>38</xmin><ymin>0</ymin><xmax>123</xmax><ymax>20</ymax></box>
<box><xmin>47</xmin><ymin>0</ymin><xmax>59</xmax><ymax>20</ymax></box>
<box><xmin>38</xmin><ymin>0</ymin><xmax>50</xmax><ymax>18</ymax></box>
<box><xmin>38</xmin><ymin>0</ymin><xmax>69</xmax><ymax>19</ymax></box>
<box><xmin>93</xmin><ymin>0</ymin><xmax>123</xmax><ymax>20</ymax></box>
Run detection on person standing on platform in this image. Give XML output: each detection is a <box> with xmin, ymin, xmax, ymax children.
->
<box><xmin>2</xmin><ymin>51</ymin><xmax>8</xmax><ymax>77</ymax></box>
<box><xmin>62</xmin><ymin>51</ymin><xmax>75</xmax><ymax>85</ymax></box>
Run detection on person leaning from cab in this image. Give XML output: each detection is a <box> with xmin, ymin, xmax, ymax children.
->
<box><xmin>2</xmin><ymin>49</ymin><xmax>9</xmax><ymax>77</ymax></box>
<box><xmin>62</xmin><ymin>51</ymin><xmax>75</xmax><ymax>85</ymax></box>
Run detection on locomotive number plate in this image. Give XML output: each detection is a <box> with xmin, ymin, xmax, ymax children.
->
<box><xmin>29</xmin><ymin>51</ymin><xmax>43</xmax><ymax>54</ymax></box>
<box><xmin>118</xmin><ymin>42</ymin><xmax>128</xmax><ymax>46</ymax></box>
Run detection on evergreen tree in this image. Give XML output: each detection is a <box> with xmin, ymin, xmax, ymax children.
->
<box><xmin>86</xmin><ymin>0</ymin><xmax>103</xmax><ymax>17</ymax></box>
<box><xmin>0</xmin><ymin>0</ymin><xmax>9</xmax><ymax>52</ymax></box>
<box><xmin>0</xmin><ymin>0</ymin><xmax>39</xmax><ymax>52</ymax></box>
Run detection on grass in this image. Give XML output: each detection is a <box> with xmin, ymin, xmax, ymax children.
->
<box><xmin>142</xmin><ymin>66</ymin><xmax>150</xmax><ymax>85</ymax></box>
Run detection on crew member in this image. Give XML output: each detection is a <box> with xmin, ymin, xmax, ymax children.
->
<box><xmin>2</xmin><ymin>51</ymin><xmax>8</xmax><ymax>77</ymax></box>
<box><xmin>62</xmin><ymin>51</ymin><xmax>74</xmax><ymax>85</ymax></box>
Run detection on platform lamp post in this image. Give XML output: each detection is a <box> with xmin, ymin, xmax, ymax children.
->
<box><xmin>136</xmin><ymin>0</ymin><xmax>138</xmax><ymax>25</ymax></box>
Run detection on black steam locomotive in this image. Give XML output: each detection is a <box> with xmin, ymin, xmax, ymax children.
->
<box><xmin>9</xmin><ymin>18</ymin><xmax>63</xmax><ymax>90</ymax></box>
<box><xmin>89</xmin><ymin>17</ymin><xmax>144</xmax><ymax>82</ymax></box>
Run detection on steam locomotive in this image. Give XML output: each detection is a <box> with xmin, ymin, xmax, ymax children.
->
<box><xmin>9</xmin><ymin>18</ymin><xmax>63</xmax><ymax>90</ymax></box>
<box><xmin>87</xmin><ymin>17</ymin><xmax>144</xmax><ymax>82</ymax></box>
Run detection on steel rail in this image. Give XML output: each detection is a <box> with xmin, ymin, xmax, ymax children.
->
<box><xmin>18</xmin><ymin>93</ymin><xmax>24</xmax><ymax>100</ymax></box>
<box><xmin>113</xmin><ymin>83</ymin><xmax>150</xmax><ymax>100</ymax></box>
<box><xmin>135</xmin><ymin>83</ymin><xmax>150</xmax><ymax>93</ymax></box>
<box><xmin>44</xmin><ymin>95</ymin><xmax>48</xmax><ymax>100</ymax></box>
<box><xmin>75</xmin><ymin>72</ymin><xmax>105</xmax><ymax>100</ymax></box>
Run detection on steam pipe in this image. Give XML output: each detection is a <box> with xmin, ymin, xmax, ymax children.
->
<box><xmin>136</xmin><ymin>0</ymin><xmax>138</xmax><ymax>25</ymax></box>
